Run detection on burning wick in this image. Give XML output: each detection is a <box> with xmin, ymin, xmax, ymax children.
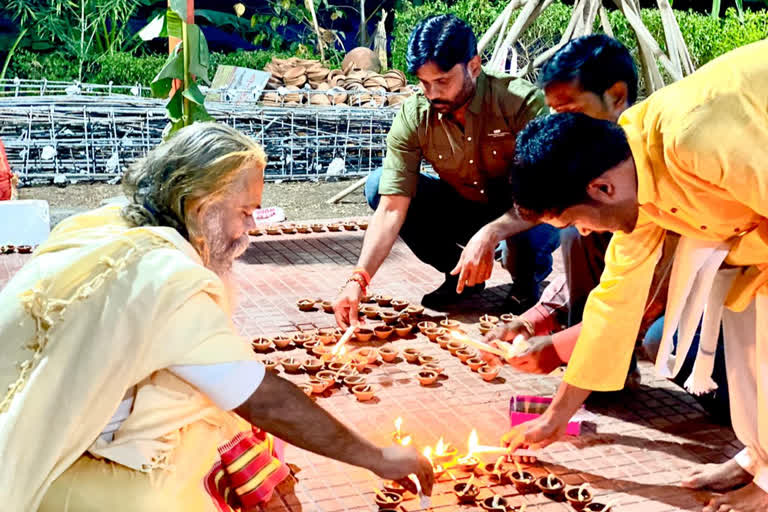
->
<box><xmin>400</xmin><ymin>435</ymin><xmax>412</xmax><ymax>446</ymax></box>
<box><xmin>372</xmin><ymin>487</ymin><xmax>393</xmax><ymax>503</ymax></box>
<box><xmin>394</xmin><ymin>417</ymin><xmax>402</xmax><ymax>439</ymax></box>
<box><xmin>491</xmin><ymin>496</ymin><xmax>503</xmax><ymax>510</ymax></box>
<box><xmin>547</xmin><ymin>473</ymin><xmax>558</xmax><ymax>488</ymax></box>
<box><xmin>578</xmin><ymin>483</ymin><xmax>590</xmax><ymax>500</ymax></box>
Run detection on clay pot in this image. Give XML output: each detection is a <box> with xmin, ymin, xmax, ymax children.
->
<box><xmin>455</xmin><ymin>455</ymin><xmax>479</xmax><ymax>472</ymax></box>
<box><xmin>484</xmin><ymin>463</ymin><xmax>508</xmax><ymax>484</ymax></box>
<box><xmin>281</xmin><ymin>224</ymin><xmax>297</xmax><ymax>234</ymax></box>
<box><xmin>424</xmin><ymin>327</ymin><xmax>445</xmax><ymax>342</ymax></box>
<box><xmin>299</xmin><ymin>384</ymin><xmax>313</xmax><ymax>396</ymax></box>
<box><xmin>467</xmin><ymin>357</ymin><xmax>486</xmax><ymax>371</ymax></box>
<box><xmin>406</xmin><ymin>305</ymin><xmax>425</xmax><ymax>316</ymax></box>
<box><xmin>418</xmin><ymin>355</ymin><xmax>436</xmax><ymax>366</ymax></box>
<box><xmin>479</xmin><ymin>365</ymin><xmax>500</xmax><ymax>381</ymax></box>
<box><xmin>327</xmin><ymin>223</ymin><xmax>341</xmax><ymax>232</ymax></box>
<box><xmin>351</xmin><ymin>356</ymin><xmax>369</xmax><ymax>372</ymax></box>
<box><xmin>566</xmin><ymin>488</ymin><xmax>593</xmax><ymax>510</ymax></box>
<box><xmin>281</xmin><ymin>357</ymin><xmax>302</xmax><ymax>373</ymax></box>
<box><xmin>439</xmin><ymin>319</ymin><xmax>460</xmax><ymax>330</ymax></box>
<box><xmin>342</xmin><ymin>222</ymin><xmax>358</xmax><ymax>231</ymax></box>
<box><xmin>417</xmin><ymin>321</ymin><xmax>437</xmax><ymax>333</ymax></box>
<box><xmin>309</xmin><ymin>377</ymin><xmax>330</xmax><ymax>394</ymax></box>
<box><xmin>320</xmin><ymin>301</ymin><xmax>333</xmax><ymax>313</ymax></box>
<box><xmin>361</xmin><ymin>293</ymin><xmax>375</xmax><ymax>303</ymax></box>
<box><xmin>421</xmin><ymin>363</ymin><xmax>444</xmax><ymax>375</ymax></box>
<box><xmin>436</xmin><ymin>335</ymin><xmax>452</xmax><ymax>349</ymax></box>
<box><xmin>535</xmin><ymin>475</ymin><xmax>565</xmax><ymax>499</ymax></box>
<box><xmin>296</xmin><ymin>224</ymin><xmax>312</xmax><ymax>234</ymax></box>
<box><xmin>316</xmin><ymin>370</ymin><xmax>337</xmax><ymax>386</ymax></box>
<box><xmin>453</xmin><ymin>482</ymin><xmax>479</xmax><ymax>504</ymax></box>
<box><xmin>510</xmin><ymin>470</ymin><xmax>537</xmax><ymax>494</ymax></box>
<box><xmin>383</xmin><ymin>481</ymin><xmax>408</xmax><ymax>495</ymax></box>
<box><xmin>374</xmin><ymin>294</ymin><xmax>393</xmax><ymax>307</ymax></box>
<box><xmin>303</xmin><ymin>358</ymin><xmax>324</xmax><ymax>374</ymax></box>
<box><xmin>292</xmin><ymin>332</ymin><xmax>313</xmax><ymax>347</ymax></box>
<box><xmin>479</xmin><ymin>314</ymin><xmax>499</xmax><ymax>324</ymax></box>
<box><xmin>262</xmin><ymin>359</ymin><xmax>278</xmax><ymax>372</ymax></box>
<box><xmin>447</xmin><ymin>341</ymin><xmax>466</xmax><ymax>355</ymax></box>
<box><xmin>417</xmin><ymin>370</ymin><xmax>438</xmax><ymax>386</ymax></box>
<box><xmin>361</xmin><ymin>305</ymin><xmax>379</xmax><ymax>319</ymax></box>
<box><xmin>391</xmin><ymin>299</ymin><xmax>409</xmax><ymax>311</ymax></box>
<box><xmin>273</xmin><ymin>336</ymin><xmax>294</xmax><ymax>350</ymax></box>
<box><xmin>248</xmin><ymin>228</ymin><xmax>262</xmax><ymax>236</ymax></box>
<box><xmin>478</xmin><ymin>321</ymin><xmax>495</xmax><ymax>335</ymax></box>
<box><xmin>500</xmin><ymin>313</ymin><xmax>517</xmax><ymax>323</ymax></box>
<box><xmin>311</xmin><ymin>224</ymin><xmax>325</xmax><ymax>232</ymax></box>
<box><xmin>379</xmin><ymin>346</ymin><xmax>398</xmax><ymax>362</ymax></box>
<box><xmin>252</xmin><ymin>338</ymin><xmax>273</xmax><ymax>352</ymax></box>
<box><xmin>327</xmin><ymin>361</ymin><xmax>346</xmax><ymax>373</ymax></box>
<box><xmin>312</xmin><ymin>346</ymin><xmax>330</xmax><ymax>359</ymax></box>
<box><xmin>456</xmin><ymin>348</ymin><xmax>477</xmax><ymax>363</ymax></box>
<box><xmin>316</xmin><ymin>332</ymin><xmax>335</xmax><ymax>345</ymax></box>
<box><xmin>373</xmin><ymin>325</ymin><xmax>393</xmax><ymax>340</ymax></box>
<box><xmin>403</xmin><ymin>348</ymin><xmax>421</xmax><ymax>364</ymax></box>
<box><xmin>266</xmin><ymin>226</ymin><xmax>281</xmax><ymax>235</ymax></box>
<box><xmin>480</xmin><ymin>496</ymin><xmax>509</xmax><ymax>511</ymax></box>
<box><xmin>344</xmin><ymin>374</ymin><xmax>366</xmax><ymax>388</ymax></box>
<box><xmin>355</xmin><ymin>327</ymin><xmax>374</xmax><ymax>342</ymax></box>
<box><xmin>394</xmin><ymin>322</ymin><xmax>413</xmax><ymax>337</ymax></box>
<box><xmin>379</xmin><ymin>311</ymin><xmax>399</xmax><ymax>325</ymax></box>
<box><xmin>297</xmin><ymin>298</ymin><xmax>316</xmax><ymax>311</ymax></box>
<box><xmin>303</xmin><ymin>340</ymin><xmax>320</xmax><ymax>354</ymax></box>
<box><xmin>357</xmin><ymin>220</ymin><xmax>369</xmax><ymax>230</ymax></box>
<box><xmin>356</xmin><ymin>347</ymin><xmax>379</xmax><ymax>364</ymax></box>
<box><xmin>352</xmin><ymin>384</ymin><xmax>375</xmax><ymax>401</ymax></box>
<box><xmin>374</xmin><ymin>491</ymin><xmax>402</xmax><ymax>509</ymax></box>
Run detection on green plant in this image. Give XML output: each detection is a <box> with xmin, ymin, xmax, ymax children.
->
<box><xmin>139</xmin><ymin>0</ymin><xmax>213</xmax><ymax>137</ymax></box>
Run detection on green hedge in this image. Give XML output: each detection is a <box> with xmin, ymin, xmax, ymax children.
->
<box><xmin>392</xmin><ymin>1</ymin><xmax>768</xmax><ymax>79</ymax></box>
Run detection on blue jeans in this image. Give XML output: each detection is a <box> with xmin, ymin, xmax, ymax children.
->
<box><xmin>644</xmin><ymin>317</ymin><xmax>731</xmax><ymax>425</ymax></box>
<box><xmin>365</xmin><ymin>168</ymin><xmax>560</xmax><ymax>299</ymax></box>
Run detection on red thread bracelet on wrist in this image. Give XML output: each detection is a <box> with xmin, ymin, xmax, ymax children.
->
<box><xmin>352</xmin><ymin>267</ymin><xmax>371</xmax><ymax>287</ymax></box>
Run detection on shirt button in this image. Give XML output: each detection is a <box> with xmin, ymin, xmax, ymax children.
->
<box><xmin>701</xmin><ymin>225</ymin><xmax>707</xmax><ymax>230</ymax></box>
<box><xmin>473</xmin><ymin>181</ymin><xmax>478</xmax><ymax>185</ymax></box>
<box><xmin>439</xmin><ymin>155</ymin><xmax>443</xmax><ymax>159</ymax></box>
<box><xmin>671</xmin><ymin>208</ymin><xmax>678</xmax><ymax>213</ymax></box>
<box><xmin>469</xmin><ymin>159</ymin><xmax>474</xmax><ymax>164</ymax></box>
<box><xmin>467</xmin><ymin>136</ymin><xmax>472</xmax><ymax>141</ymax></box>
<box><xmin>480</xmin><ymin>189</ymin><xmax>485</xmax><ymax>194</ymax></box>
<box><xmin>493</xmin><ymin>150</ymin><xmax>497</xmax><ymax>155</ymax></box>
<box><xmin>735</xmin><ymin>227</ymin><xmax>741</xmax><ymax>233</ymax></box>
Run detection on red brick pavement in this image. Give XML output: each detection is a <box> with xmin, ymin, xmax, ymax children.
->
<box><xmin>0</xmin><ymin>222</ymin><xmax>738</xmax><ymax>512</ymax></box>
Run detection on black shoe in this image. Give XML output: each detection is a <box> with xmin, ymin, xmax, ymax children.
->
<box><xmin>421</xmin><ymin>274</ymin><xmax>485</xmax><ymax>310</ymax></box>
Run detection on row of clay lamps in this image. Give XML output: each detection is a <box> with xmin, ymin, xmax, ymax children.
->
<box><xmin>415</xmin><ymin>320</ymin><xmax>502</xmax><ymax>382</ymax></box>
<box><xmin>0</xmin><ymin>244</ymin><xmax>33</xmax><ymax>254</ymax></box>
<box><xmin>249</xmin><ymin>219</ymin><xmax>368</xmax><ymax>237</ymax></box>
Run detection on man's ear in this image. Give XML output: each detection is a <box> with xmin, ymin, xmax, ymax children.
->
<box><xmin>468</xmin><ymin>55</ymin><xmax>482</xmax><ymax>79</ymax></box>
<box><xmin>603</xmin><ymin>81</ymin><xmax>629</xmax><ymax>114</ymax></box>
<box><xmin>586</xmin><ymin>176</ymin><xmax>616</xmax><ymax>202</ymax></box>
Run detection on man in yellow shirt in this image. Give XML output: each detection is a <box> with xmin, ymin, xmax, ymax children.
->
<box><xmin>502</xmin><ymin>40</ymin><xmax>768</xmax><ymax>512</ymax></box>
<box><xmin>0</xmin><ymin>123</ymin><xmax>433</xmax><ymax>511</ymax></box>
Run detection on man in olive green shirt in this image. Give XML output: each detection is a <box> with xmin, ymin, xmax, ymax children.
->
<box><xmin>333</xmin><ymin>14</ymin><xmax>559</xmax><ymax>324</ymax></box>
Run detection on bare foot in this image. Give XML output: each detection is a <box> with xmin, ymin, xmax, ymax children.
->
<box><xmin>682</xmin><ymin>459</ymin><xmax>753</xmax><ymax>491</ymax></box>
<box><xmin>702</xmin><ymin>482</ymin><xmax>768</xmax><ymax>512</ymax></box>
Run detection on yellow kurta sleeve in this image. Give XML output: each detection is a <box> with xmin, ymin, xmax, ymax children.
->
<box><xmin>564</xmin><ymin>216</ymin><xmax>666</xmax><ymax>391</ymax></box>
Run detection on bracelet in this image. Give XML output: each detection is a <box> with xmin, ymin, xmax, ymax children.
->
<box><xmin>352</xmin><ymin>267</ymin><xmax>371</xmax><ymax>287</ymax></box>
<box><xmin>346</xmin><ymin>274</ymin><xmax>367</xmax><ymax>294</ymax></box>
<box><xmin>507</xmin><ymin>315</ymin><xmax>535</xmax><ymax>337</ymax></box>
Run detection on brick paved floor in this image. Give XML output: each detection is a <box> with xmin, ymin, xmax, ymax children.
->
<box><xmin>0</xmin><ymin>221</ymin><xmax>739</xmax><ymax>512</ymax></box>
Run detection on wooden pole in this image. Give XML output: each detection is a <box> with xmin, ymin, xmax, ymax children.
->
<box><xmin>327</xmin><ymin>176</ymin><xmax>368</xmax><ymax>204</ymax></box>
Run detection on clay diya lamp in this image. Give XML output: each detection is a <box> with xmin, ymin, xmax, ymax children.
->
<box><xmin>439</xmin><ymin>318</ymin><xmax>461</xmax><ymax>331</ymax></box>
<box><xmin>418</xmin><ymin>354</ymin><xmax>437</xmax><ymax>366</ymax></box>
<box><xmin>391</xmin><ymin>299</ymin><xmax>409</xmax><ymax>311</ymax></box>
<box><xmin>500</xmin><ymin>313</ymin><xmax>516</xmax><ymax>323</ymax></box>
<box><xmin>424</xmin><ymin>327</ymin><xmax>445</xmax><ymax>342</ymax></box>
<box><xmin>352</xmin><ymin>384</ymin><xmax>376</xmax><ymax>401</ymax></box>
<box><xmin>478</xmin><ymin>321</ymin><xmax>496</xmax><ymax>335</ymax></box>
<box><xmin>355</xmin><ymin>327</ymin><xmax>374</xmax><ymax>342</ymax></box>
<box><xmin>565</xmin><ymin>487</ymin><xmax>594</xmax><ymax>510</ymax></box>
<box><xmin>379</xmin><ymin>311</ymin><xmax>399</xmax><ymax>325</ymax></box>
<box><xmin>394</xmin><ymin>322</ymin><xmax>413</xmax><ymax>337</ymax></box>
<box><xmin>327</xmin><ymin>223</ymin><xmax>342</xmax><ymax>232</ymax></box>
<box><xmin>417</xmin><ymin>369</ymin><xmax>438</xmax><ymax>386</ymax></box>
<box><xmin>248</xmin><ymin>228</ymin><xmax>262</xmax><ymax>236</ymax></box>
<box><xmin>361</xmin><ymin>292</ymin><xmax>376</xmax><ymax>304</ymax></box>
<box><xmin>273</xmin><ymin>336</ymin><xmax>294</xmax><ymax>350</ymax></box>
<box><xmin>361</xmin><ymin>305</ymin><xmax>380</xmax><ymax>319</ymax></box>
<box><xmin>456</xmin><ymin>348</ymin><xmax>477</xmax><ymax>363</ymax></box>
<box><xmin>292</xmin><ymin>332</ymin><xmax>312</xmax><ymax>347</ymax></box>
<box><xmin>299</xmin><ymin>383</ymin><xmax>313</xmax><ymax>396</ymax></box>
<box><xmin>374</xmin><ymin>491</ymin><xmax>402</xmax><ymax>509</ymax></box>
<box><xmin>373</xmin><ymin>325</ymin><xmax>393</xmax><ymax>340</ymax></box>
<box><xmin>436</xmin><ymin>334</ymin><xmax>452</xmax><ymax>349</ymax></box>
<box><xmin>343</xmin><ymin>374</ymin><xmax>366</xmax><ymax>388</ymax></box>
<box><xmin>467</xmin><ymin>357</ymin><xmax>486</xmax><ymax>371</ymax></box>
<box><xmin>406</xmin><ymin>304</ymin><xmax>425</xmax><ymax>316</ymax></box>
<box><xmin>281</xmin><ymin>357</ymin><xmax>302</xmax><ymax>373</ymax></box>
<box><xmin>383</xmin><ymin>481</ymin><xmax>409</xmax><ymax>495</ymax></box>
<box><xmin>447</xmin><ymin>340</ymin><xmax>466</xmax><ymax>355</ymax></box>
<box><xmin>479</xmin><ymin>314</ymin><xmax>499</xmax><ymax>324</ymax></box>
<box><xmin>302</xmin><ymin>358</ymin><xmax>324</xmax><ymax>374</ymax></box>
<box><xmin>266</xmin><ymin>226</ymin><xmax>281</xmax><ymax>235</ymax></box>
<box><xmin>342</xmin><ymin>221</ymin><xmax>358</xmax><ymax>231</ymax></box>
<box><xmin>281</xmin><ymin>224</ymin><xmax>297</xmax><ymax>234</ymax></box>
<box><xmin>311</xmin><ymin>223</ymin><xmax>325</xmax><ymax>233</ymax></box>
<box><xmin>536</xmin><ymin>475</ymin><xmax>565</xmax><ymax>500</ymax></box>
<box><xmin>252</xmin><ymin>337</ymin><xmax>273</xmax><ymax>353</ymax></box>
<box><xmin>417</xmin><ymin>320</ymin><xmax>437</xmax><ymax>333</ymax></box>
<box><xmin>379</xmin><ymin>346</ymin><xmax>398</xmax><ymax>363</ymax></box>
<box><xmin>480</xmin><ymin>496</ymin><xmax>509</xmax><ymax>512</ymax></box>
<box><xmin>356</xmin><ymin>347</ymin><xmax>379</xmax><ymax>364</ymax></box>
<box><xmin>297</xmin><ymin>224</ymin><xmax>312</xmax><ymax>234</ymax></box>
<box><xmin>510</xmin><ymin>470</ymin><xmax>537</xmax><ymax>494</ymax></box>
<box><xmin>483</xmin><ymin>463</ymin><xmax>508</xmax><ymax>484</ymax></box>
<box><xmin>351</xmin><ymin>356</ymin><xmax>369</xmax><ymax>372</ymax></box>
<box><xmin>453</xmin><ymin>482</ymin><xmax>479</xmax><ymax>504</ymax></box>
<box><xmin>308</xmin><ymin>377</ymin><xmax>330</xmax><ymax>394</ymax></box>
<box><xmin>374</xmin><ymin>294</ymin><xmax>393</xmax><ymax>307</ymax></box>
<box><xmin>262</xmin><ymin>359</ymin><xmax>278</xmax><ymax>372</ymax></box>
<box><xmin>320</xmin><ymin>300</ymin><xmax>334</xmax><ymax>313</ymax></box>
<box><xmin>17</xmin><ymin>245</ymin><xmax>33</xmax><ymax>254</ymax></box>
<box><xmin>585</xmin><ymin>503</ymin><xmax>609</xmax><ymax>511</ymax></box>
<box><xmin>303</xmin><ymin>339</ymin><xmax>320</xmax><ymax>352</ymax></box>
<box><xmin>327</xmin><ymin>361</ymin><xmax>346</xmax><ymax>373</ymax></box>
<box><xmin>403</xmin><ymin>348</ymin><xmax>421</xmax><ymax>364</ymax></box>
<box><xmin>316</xmin><ymin>332</ymin><xmax>335</xmax><ymax>345</ymax></box>
<box><xmin>316</xmin><ymin>370</ymin><xmax>337</xmax><ymax>387</ymax></box>
<box><xmin>455</xmin><ymin>455</ymin><xmax>479</xmax><ymax>472</ymax></box>
<box><xmin>311</xmin><ymin>345</ymin><xmax>330</xmax><ymax>360</ymax></box>
<box><xmin>479</xmin><ymin>365</ymin><xmax>501</xmax><ymax>381</ymax></box>
<box><xmin>358</xmin><ymin>220</ymin><xmax>369</xmax><ymax>230</ymax></box>
<box><xmin>296</xmin><ymin>298</ymin><xmax>316</xmax><ymax>311</ymax></box>
<box><xmin>422</xmin><ymin>363</ymin><xmax>444</xmax><ymax>375</ymax></box>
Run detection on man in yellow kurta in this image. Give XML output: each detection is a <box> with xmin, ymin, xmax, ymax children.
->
<box><xmin>501</xmin><ymin>40</ymin><xmax>768</xmax><ymax>512</ymax></box>
<box><xmin>0</xmin><ymin>123</ymin><xmax>433</xmax><ymax>511</ymax></box>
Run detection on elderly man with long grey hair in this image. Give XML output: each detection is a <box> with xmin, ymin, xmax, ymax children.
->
<box><xmin>0</xmin><ymin>122</ymin><xmax>433</xmax><ymax>512</ymax></box>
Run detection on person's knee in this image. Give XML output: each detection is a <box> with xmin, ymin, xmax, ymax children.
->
<box><xmin>364</xmin><ymin>168</ymin><xmax>383</xmax><ymax>210</ymax></box>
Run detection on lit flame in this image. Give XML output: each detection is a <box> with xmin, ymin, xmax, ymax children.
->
<box><xmin>435</xmin><ymin>437</ymin><xmax>447</xmax><ymax>455</ymax></box>
<box><xmin>330</xmin><ymin>337</ymin><xmax>348</xmax><ymax>357</ymax></box>
<box><xmin>423</xmin><ymin>446</ymin><xmax>432</xmax><ymax>461</ymax></box>
<box><xmin>466</xmin><ymin>429</ymin><xmax>510</xmax><ymax>455</ymax></box>
<box><xmin>394</xmin><ymin>417</ymin><xmax>402</xmax><ymax>437</ymax></box>
<box><xmin>467</xmin><ymin>430</ymin><xmax>478</xmax><ymax>456</ymax></box>
<box><xmin>400</xmin><ymin>435</ymin><xmax>412</xmax><ymax>446</ymax></box>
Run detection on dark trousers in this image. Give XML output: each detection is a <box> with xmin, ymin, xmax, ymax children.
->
<box><xmin>365</xmin><ymin>169</ymin><xmax>560</xmax><ymax>299</ymax></box>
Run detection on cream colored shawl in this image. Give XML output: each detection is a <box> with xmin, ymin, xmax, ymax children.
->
<box><xmin>0</xmin><ymin>206</ymin><xmax>254</xmax><ymax>511</ymax></box>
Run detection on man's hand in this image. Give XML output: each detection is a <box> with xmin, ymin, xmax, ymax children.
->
<box><xmin>479</xmin><ymin>318</ymin><xmax>533</xmax><ymax>367</ymax></box>
<box><xmin>506</xmin><ymin>336</ymin><xmax>562</xmax><ymax>374</ymax></box>
<box><xmin>333</xmin><ymin>281</ymin><xmax>363</xmax><ymax>328</ymax></box>
<box><xmin>501</xmin><ymin>412</ymin><xmax>569</xmax><ymax>461</ymax></box>
<box><xmin>450</xmin><ymin>224</ymin><xmax>500</xmax><ymax>293</ymax></box>
<box><xmin>372</xmin><ymin>445</ymin><xmax>435</xmax><ymax>495</ymax></box>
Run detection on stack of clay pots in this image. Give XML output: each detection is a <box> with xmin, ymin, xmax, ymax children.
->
<box><xmin>261</xmin><ymin>54</ymin><xmax>413</xmax><ymax>108</ymax></box>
